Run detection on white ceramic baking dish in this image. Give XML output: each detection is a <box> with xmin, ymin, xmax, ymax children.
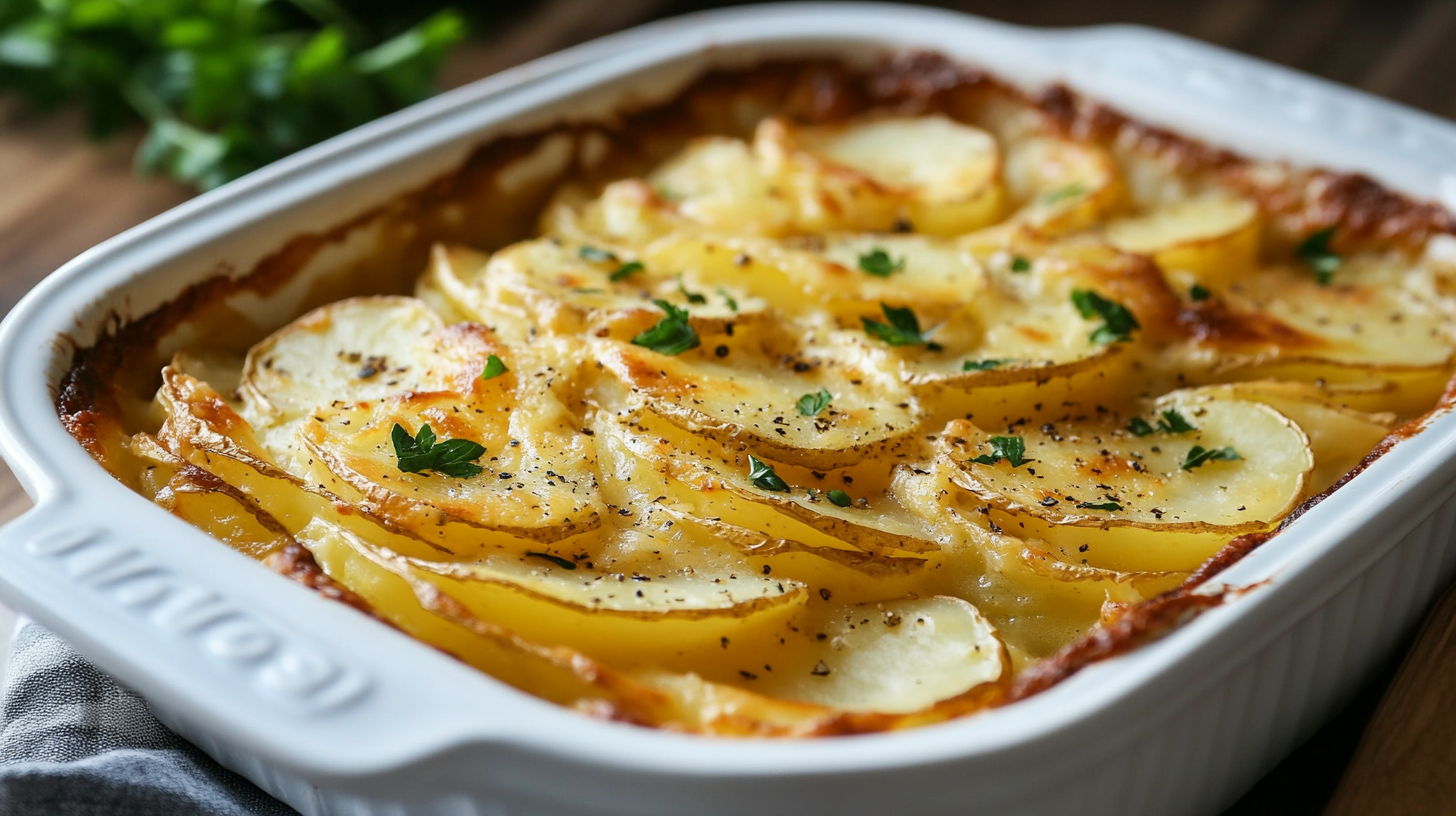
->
<box><xmin>4</xmin><ymin>4</ymin><xmax>1456</xmax><ymax>815</ymax></box>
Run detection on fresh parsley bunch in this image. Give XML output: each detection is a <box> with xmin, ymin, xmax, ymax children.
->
<box><xmin>0</xmin><ymin>0</ymin><xmax>466</xmax><ymax>190</ymax></box>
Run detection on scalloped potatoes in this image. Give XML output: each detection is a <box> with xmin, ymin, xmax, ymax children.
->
<box><xmin>107</xmin><ymin>99</ymin><xmax>1456</xmax><ymax>738</ymax></box>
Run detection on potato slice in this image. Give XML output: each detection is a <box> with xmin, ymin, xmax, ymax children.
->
<box><xmin>943</xmin><ymin>390</ymin><xmax>1311</xmax><ymax>534</ymax></box>
<box><xmin>304</xmin><ymin>516</ymin><xmax>806</xmax><ymax>672</ymax></box>
<box><xmin>754</xmin><ymin>596</ymin><xmax>1007</xmax><ymax>714</ymax></box>
<box><xmin>1003</xmin><ymin>136</ymin><xmax>1122</xmax><ymax>235</ymax></box>
<box><xmin>419</xmin><ymin>240</ymin><xmax>766</xmax><ymax>344</ymax></box>
<box><xmin>1185</xmin><ymin>252</ymin><xmax>1456</xmax><ymax>375</ymax></box>
<box><xmin>240</xmin><ymin>297</ymin><xmax>446</xmax><ymax>440</ymax></box>
<box><xmin>596</xmin><ymin>331</ymin><xmax>919</xmax><ymax>470</ymax></box>
<box><xmin>650</xmin><ymin>136</ymin><xmax>798</xmax><ymax>236</ymax></box>
<box><xmin>590</xmin><ymin>400</ymin><xmax>941</xmax><ymax>556</ymax></box>
<box><xmin>794</xmin><ymin>115</ymin><xmax>1005</xmax><ymax>235</ymax></box>
<box><xmin>295</xmin><ymin>518</ymin><xmax>680</xmax><ymax>719</ymax></box>
<box><xmin>1193</xmin><ymin>381</ymin><xmax>1393</xmax><ymax>494</ymax></box>
<box><xmin>302</xmin><ymin>390</ymin><xmax>603</xmax><ymax>544</ymax></box>
<box><xmin>1104</xmin><ymin>195</ymin><xmax>1261</xmax><ymax>284</ymax></box>
<box><xmin>238</xmin><ymin>296</ymin><xmax>606</xmax><ymax>545</ymax></box>
<box><xmin>752</xmin><ymin>119</ymin><xmax>900</xmax><ymax>234</ymax></box>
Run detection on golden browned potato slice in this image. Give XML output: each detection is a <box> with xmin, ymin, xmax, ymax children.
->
<box><xmin>651</xmin><ymin>136</ymin><xmax>800</xmax><ymax>236</ymax></box>
<box><xmin>302</xmin><ymin>391</ymin><xmax>602</xmax><ymax>544</ymax></box>
<box><xmin>1181</xmin><ymin>252</ymin><xmax>1456</xmax><ymax>397</ymax></box>
<box><xmin>788</xmin><ymin>115</ymin><xmax>1005</xmax><ymax>235</ymax></box>
<box><xmin>299</xmin><ymin>518</ymin><xmax>806</xmax><ymax>672</ymax></box>
<box><xmin>238</xmin><ymin>296</ymin><xmax>607</xmax><ymax>546</ymax></box>
<box><xmin>590</xmin><ymin>400</ymin><xmax>941</xmax><ymax>557</ymax></box>
<box><xmin>944</xmin><ymin>390</ymin><xmax>1310</xmax><ymax>534</ymax></box>
<box><xmin>127</xmin><ymin>432</ymin><xmax>291</xmax><ymax>561</ymax></box>
<box><xmin>1104</xmin><ymin>195</ymin><xmax>1261</xmax><ymax>285</ymax></box>
<box><xmin>1003</xmin><ymin>136</ymin><xmax>1122</xmax><ymax>235</ymax></box>
<box><xmin>419</xmin><ymin>239</ymin><xmax>766</xmax><ymax>343</ymax></box>
<box><xmin>753</xmin><ymin>596</ymin><xmax>1008</xmax><ymax>713</ymax></box>
<box><xmin>295</xmin><ymin>517</ymin><xmax>680</xmax><ymax>720</ymax></box>
<box><xmin>595</xmin><ymin>325</ymin><xmax>920</xmax><ymax>470</ymax></box>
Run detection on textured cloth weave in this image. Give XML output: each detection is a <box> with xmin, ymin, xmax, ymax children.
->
<box><xmin>0</xmin><ymin>618</ymin><xmax>295</xmax><ymax>815</ymax></box>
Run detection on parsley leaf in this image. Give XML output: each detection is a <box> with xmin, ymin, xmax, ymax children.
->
<box><xmin>1127</xmin><ymin>417</ymin><xmax>1154</xmax><ymax>437</ymax></box>
<box><xmin>391</xmin><ymin>423</ymin><xmax>485</xmax><ymax>478</ymax></box>
<box><xmin>1182</xmin><ymin>445</ymin><xmax>1242</xmax><ymax>470</ymax></box>
<box><xmin>862</xmin><ymin>302</ymin><xmax>941</xmax><ymax>349</ymax></box>
<box><xmin>632</xmin><ymin>300</ymin><xmax>699</xmax><ymax>355</ymax></box>
<box><xmin>526</xmin><ymin>551</ymin><xmax>576</xmax><ymax>570</ymax></box>
<box><xmin>1010</xmin><ymin>255</ymin><xmax>1032</xmax><ymax>273</ymax></box>
<box><xmin>717</xmin><ymin>286</ymin><xmax>739</xmax><ymax>311</ymax></box>
<box><xmin>1071</xmin><ymin>289</ymin><xmax>1140</xmax><ymax>345</ymax></box>
<box><xmin>1298</xmin><ymin>227</ymin><xmax>1341</xmax><ymax>285</ymax></box>
<box><xmin>480</xmin><ymin>354</ymin><xmax>508</xmax><ymax>380</ymax></box>
<box><xmin>1189</xmin><ymin>284</ymin><xmax>1211</xmax><ymax>301</ymax></box>
<box><xmin>1156</xmin><ymin>409</ymin><xmax>1196</xmax><ymax>434</ymax></box>
<box><xmin>579</xmin><ymin>246</ymin><xmax>617</xmax><ymax>263</ymax></box>
<box><xmin>796</xmin><ymin>388</ymin><xmax>832</xmax><ymax>417</ymax></box>
<box><xmin>1077</xmin><ymin>501</ymin><xmax>1122</xmax><ymax>511</ymax></box>
<box><xmin>962</xmin><ymin>359</ymin><xmax>1009</xmax><ymax>371</ymax></box>
<box><xmin>826</xmin><ymin>489</ymin><xmax>853</xmax><ymax>508</ymax></box>
<box><xmin>748</xmin><ymin>455</ymin><xmax>789</xmax><ymax>492</ymax></box>
<box><xmin>610</xmin><ymin>260</ymin><xmax>644</xmax><ymax>282</ymax></box>
<box><xmin>677</xmin><ymin>275</ymin><xmax>706</xmax><ymax>304</ymax></box>
<box><xmin>970</xmin><ymin>436</ymin><xmax>1030</xmax><ymax>468</ymax></box>
<box><xmin>1041</xmin><ymin>182</ymin><xmax>1087</xmax><ymax>205</ymax></box>
<box><xmin>857</xmin><ymin>248</ymin><xmax>904</xmax><ymax>277</ymax></box>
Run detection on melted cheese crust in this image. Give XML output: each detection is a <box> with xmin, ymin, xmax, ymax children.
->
<box><xmin>116</xmin><ymin>102</ymin><xmax>1456</xmax><ymax>736</ymax></box>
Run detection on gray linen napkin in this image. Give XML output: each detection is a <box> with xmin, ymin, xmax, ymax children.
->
<box><xmin>0</xmin><ymin>618</ymin><xmax>296</xmax><ymax>815</ymax></box>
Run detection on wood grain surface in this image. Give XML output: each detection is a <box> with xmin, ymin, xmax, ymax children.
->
<box><xmin>4</xmin><ymin>1</ymin><xmax>1454</xmax><ymax>813</ymax></box>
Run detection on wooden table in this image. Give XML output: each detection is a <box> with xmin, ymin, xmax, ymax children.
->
<box><xmin>3</xmin><ymin>1</ymin><xmax>1451</xmax><ymax>812</ymax></box>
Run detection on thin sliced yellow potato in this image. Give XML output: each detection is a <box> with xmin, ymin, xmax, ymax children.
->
<box><xmin>301</xmin><ymin>517</ymin><xmax>806</xmax><ymax>672</ymax></box>
<box><xmin>943</xmin><ymin>390</ymin><xmax>1311</xmax><ymax>534</ymax></box>
<box><xmin>651</xmin><ymin>136</ymin><xmax>799</xmax><ymax>236</ymax></box>
<box><xmin>754</xmin><ymin>596</ymin><xmax>1008</xmax><ymax>713</ymax></box>
<box><xmin>596</xmin><ymin>337</ymin><xmax>919</xmax><ymax>470</ymax></box>
<box><xmin>590</xmin><ymin>401</ymin><xmax>941</xmax><ymax>556</ymax></box>
<box><xmin>794</xmin><ymin>115</ymin><xmax>1005</xmax><ymax>235</ymax></box>
<box><xmin>1003</xmin><ymin>136</ymin><xmax>1122</xmax><ymax>235</ymax></box>
<box><xmin>1105</xmin><ymin>195</ymin><xmax>1261</xmax><ymax>284</ymax></box>
<box><xmin>1191</xmin><ymin>381</ymin><xmax>1393</xmax><ymax>494</ymax></box>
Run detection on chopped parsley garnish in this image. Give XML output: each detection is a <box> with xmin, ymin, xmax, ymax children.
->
<box><xmin>1297</xmin><ymin>227</ymin><xmax>1340</xmax><ymax>286</ymax></box>
<box><xmin>858</xmin><ymin>248</ymin><xmax>905</xmax><ymax>277</ymax></box>
<box><xmin>1010</xmin><ymin>255</ymin><xmax>1032</xmax><ymax>273</ymax></box>
<box><xmin>748</xmin><ymin>455</ymin><xmax>789</xmax><ymax>492</ymax></box>
<box><xmin>1077</xmin><ymin>501</ymin><xmax>1122</xmax><ymax>512</ymax></box>
<box><xmin>826</xmin><ymin>489</ymin><xmax>853</xmax><ymax>508</ymax></box>
<box><xmin>963</xmin><ymin>359</ymin><xmax>1009</xmax><ymax>371</ymax></box>
<box><xmin>1071</xmin><ymin>289</ymin><xmax>1140</xmax><ymax>345</ymax></box>
<box><xmin>1041</xmin><ymin>182</ymin><xmax>1087</xmax><ymax>205</ymax></box>
<box><xmin>971</xmin><ymin>436</ymin><xmax>1030</xmax><ymax>468</ymax></box>
<box><xmin>1156</xmin><ymin>409</ymin><xmax>1196</xmax><ymax>434</ymax></box>
<box><xmin>1189</xmin><ymin>284</ymin><xmax>1211</xmax><ymax>301</ymax></box>
<box><xmin>1127</xmin><ymin>417</ymin><xmax>1154</xmax><ymax>437</ymax></box>
<box><xmin>526</xmin><ymin>551</ymin><xmax>576</xmax><ymax>570</ymax></box>
<box><xmin>480</xmin><ymin>354</ymin><xmax>508</xmax><ymax>380</ymax></box>
<box><xmin>579</xmin><ymin>246</ymin><xmax>618</xmax><ymax>263</ymax></box>
<box><xmin>677</xmin><ymin>275</ymin><xmax>707</xmax><ymax>304</ymax></box>
<box><xmin>609</xmin><ymin>260</ymin><xmax>644</xmax><ymax>281</ymax></box>
<box><xmin>862</xmin><ymin>302</ymin><xmax>941</xmax><ymax>350</ymax></box>
<box><xmin>391</xmin><ymin>423</ymin><xmax>485</xmax><ymax>479</ymax></box>
<box><xmin>1182</xmin><ymin>445</ymin><xmax>1242</xmax><ymax>470</ymax></box>
<box><xmin>796</xmin><ymin>388</ymin><xmax>832</xmax><ymax>417</ymax></box>
<box><xmin>717</xmin><ymin>286</ymin><xmax>739</xmax><ymax>311</ymax></box>
<box><xmin>632</xmin><ymin>300</ymin><xmax>700</xmax><ymax>355</ymax></box>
